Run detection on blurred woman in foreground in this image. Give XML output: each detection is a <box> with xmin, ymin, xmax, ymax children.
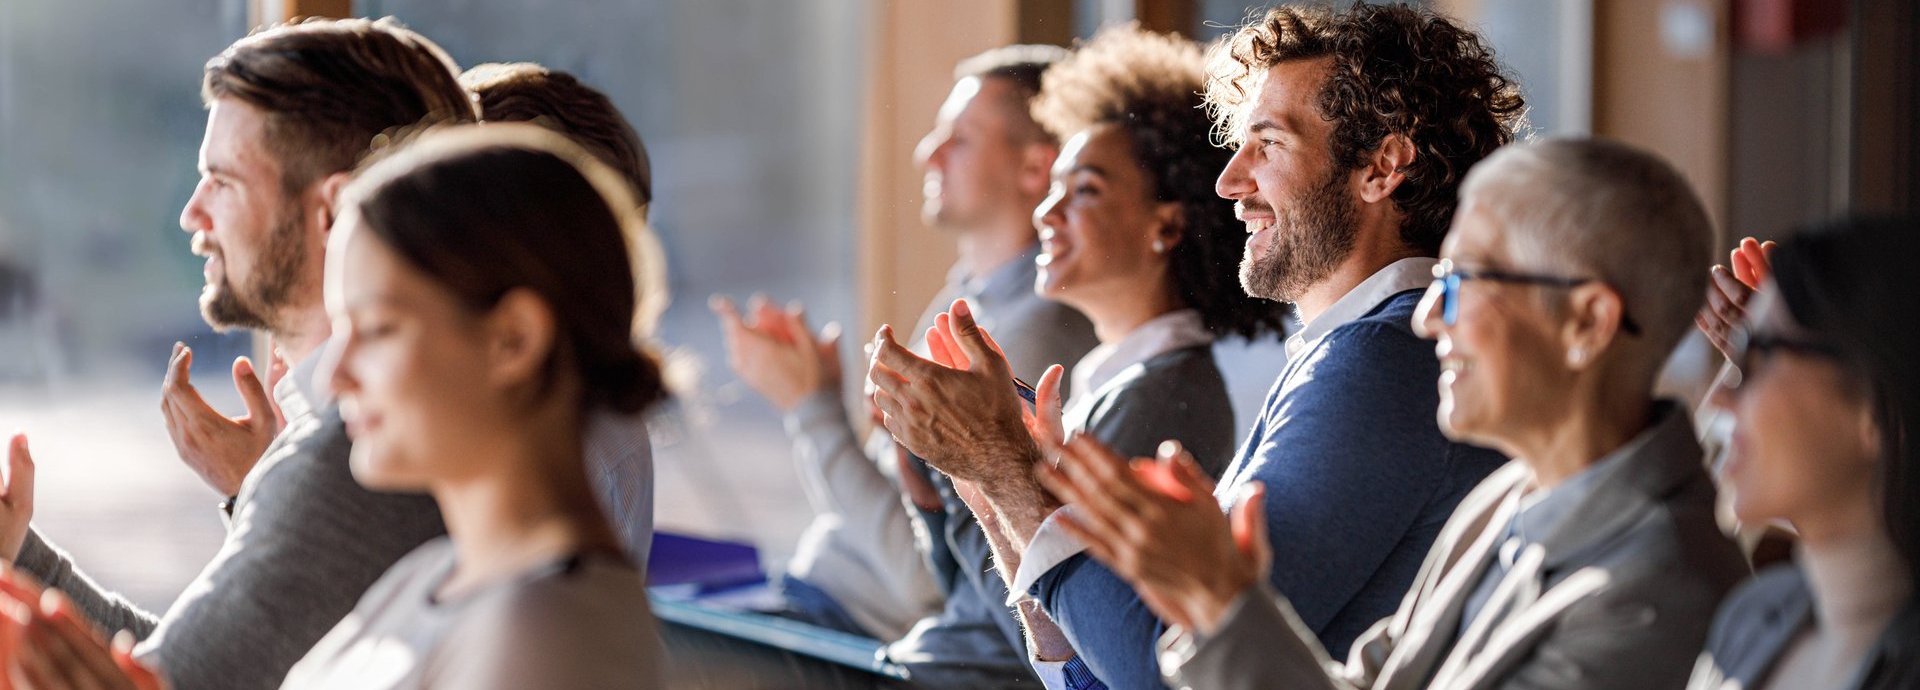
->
<box><xmin>4</xmin><ymin>125</ymin><xmax>668</xmax><ymax>689</ymax></box>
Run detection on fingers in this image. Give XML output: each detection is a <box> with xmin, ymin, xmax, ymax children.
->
<box><xmin>1163</xmin><ymin>442</ymin><xmax>1217</xmax><ymax>500</ymax></box>
<box><xmin>869</xmin><ymin>325</ymin><xmax>940</xmax><ymax>381</ymax></box>
<box><xmin>1033</xmin><ymin>364</ymin><xmax>1067</xmax><ymax>447</ymax></box>
<box><xmin>944</xmin><ymin>300</ymin><xmax>1005</xmax><ymax>374</ymax></box>
<box><xmin>931</xmin><ymin>313</ymin><xmax>971</xmax><ymax>369</ymax></box>
<box><xmin>162</xmin><ymin>343</ymin><xmax>191</xmax><ymax>391</ymax></box>
<box><xmin>1230</xmin><ymin>482</ymin><xmax>1271</xmax><ymax>577</ymax></box>
<box><xmin>1731</xmin><ymin>246</ymin><xmax>1756</xmax><ymax>287</ymax></box>
<box><xmin>925</xmin><ymin>325</ymin><xmax>957</xmax><ymax>370</ymax></box>
<box><xmin>6</xmin><ymin>434</ymin><xmax>34</xmax><ymax>510</ymax></box>
<box><xmin>230</xmin><ymin>358</ymin><xmax>272</xmax><ymax>425</ymax></box>
<box><xmin>43</xmin><ymin>592</ymin><xmax>120</xmax><ymax>683</ymax></box>
<box><xmin>748</xmin><ymin>294</ymin><xmax>796</xmax><ymax>345</ymax></box>
<box><xmin>111</xmin><ymin>631</ymin><xmax>163</xmax><ymax>690</ymax></box>
<box><xmin>1055</xmin><ymin>436</ymin><xmax>1154</xmax><ymax>516</ymax></box>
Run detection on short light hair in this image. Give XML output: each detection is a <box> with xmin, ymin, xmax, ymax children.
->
<box><xmin>1461</xmin><ymin>137</ymin><xmax>1714</xmax><ymax>362</ymax></box>
<box><xmin>953</xmin><ymin>44</ymin><xmax>1069</xmax><ymax>144</ymax></box>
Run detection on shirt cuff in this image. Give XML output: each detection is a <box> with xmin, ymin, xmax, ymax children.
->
<box><xmin>1005</xmin><ymin>506</ymin><xmax>1086</xmax><ymax>606</ymax></box>
<box><xmin>1154</xmin><ymin>585</ymin><xmax>1262</xmax><ymax>684</ymax></box>
<box><xmin>782</xmin><ymin>389</ymin><xmax>848</xmax><ymax>436</ymax></box>
<box><xmin>1031</xmin><ymin>655</ymin><xmax>1106</xmax><ymax>690</ymax></box>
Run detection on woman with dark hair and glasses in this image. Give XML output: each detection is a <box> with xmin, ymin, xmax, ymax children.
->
<box><xmin>2</xmin><ymin>125</ymin><xmax>667</xmax><ymax>689</ymax></box>
<box><xmin>1689</xmin><ymin>216</ymin><xmax>1920</xmax><ymax>690</ymax></box>
<box><xmin>1033</xmin><ymin>138</ymin><xmax>1750</xmax><ymax>689</ymax></box>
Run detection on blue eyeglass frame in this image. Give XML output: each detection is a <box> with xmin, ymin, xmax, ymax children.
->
<box><xmin>1430</xmin><ymin>258</ymin><xmax>1643</xmax><ymax>335</ymax></box>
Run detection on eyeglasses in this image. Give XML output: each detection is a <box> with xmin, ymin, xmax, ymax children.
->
<box><xmin>1723</xmin><ymin>325</ymin><xmax>1840</xmax><ymax>389</ymax></box>
<box><xmin>1429</xmin><ymin>258</ymin><xmax>1643</xmax><ymax>335</ymax></box>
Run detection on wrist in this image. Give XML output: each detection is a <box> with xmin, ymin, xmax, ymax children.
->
<box><xmin>1188</xmin><ymin>571</ymin><xmax>1258</xmax><ymax>637</ymax></box>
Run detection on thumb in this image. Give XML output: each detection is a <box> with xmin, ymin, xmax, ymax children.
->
<box><xmin>232</xmin><ymin>357</ymin><xmax>273</xmax><ymax>423</ymax></box>
<box><xmin>1232</xmin><ymin>482</ymin><xmax>1270</xmax><ymax>578</ymax></box>
<box><xmin>5</xmin><ymin>434</ymin><xmax>33</xmax><ymax>508</ymax></box>
<box><xmin>946</xmin><ymin>300</ymin><xmax>1001</xmax><ymax>374</ymax></box>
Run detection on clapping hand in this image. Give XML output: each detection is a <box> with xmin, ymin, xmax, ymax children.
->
<box><xmin>1697</xmin><ymin>237</ymin><xmax>1775</xmax><ymax>358</ymax></box>
<box><xmin>866</xmin><ymin>300</ymin><xmax>1035</xmax><ymax>484</ymax></box>
<box><xmin>160</xmin><ymin>343</ymin><xmax>286</xmax><ymax>497</ymax></box>
<box><xmin>0</xmin><ymin>567</ymin><xmax>166</xmax><ymax>690</ymax></box>
<box><xmin>712</xmin><ymin>295</ymin><xmax>842</xmax><ymax>412</ymax></box>
<box><xmin>1036</xmin><ymin>438</ymin><xmax>1269</xmax><ymax>634</ymax></box>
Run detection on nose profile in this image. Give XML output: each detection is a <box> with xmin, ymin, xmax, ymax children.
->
<box><xmin>180</xmin><ymin>178</ymin><xmax>213</xmax><ymax>235</ymax></box>
<box><xmin>1412</xmin><ymin>281</ymin><xmax>1446</xmax><ymax>340</ymax></box>
<box><xmin>1033</xmin><ymin>188</ymin><xmax>1065</xmax><ymax>234</ymax></box>
<box><xmin>1216</xmin><ymin>145</ymin><xmax>1256</xmax><ymax>201</ymax></box>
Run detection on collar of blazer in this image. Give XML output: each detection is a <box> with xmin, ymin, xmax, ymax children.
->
<box><xmin>1527</xmin><ymin>401</ymin><xmax>1703</xmax><ymax>573</ymax></box>
<box><xmin>1378</xmin><ymin>402</ymin><xmax>1704</xmax><ymax>690</ymax></box>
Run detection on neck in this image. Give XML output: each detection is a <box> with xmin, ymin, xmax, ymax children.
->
<box><xmin>1515</xmin><ymin>379</ymin><xmax>1654</xmax><ymax>489</ymax></box>
<box><xmin>1798</xmin><ymin>521</ymin><xmax>1912</xmax><ymax>638</ymax></box>
<box><xmin>1292</xmin><ymin>222</ymin><xmax>1420</xmax><ymax>325</ymax></box>
<box><xmin>954</xmin><ymin>218</ymin><xmax>1038</xmax><ymax>279</ymax></box>
<box><xmin>432</xmin><ymin>412</ymin><xmax>617</xmax><ymax>598</ymax></box>
<box><xmin>1071</xmin><ymin>278</ymin><xmax>1181</xmax><ymax>345</ymax></box>
<box><xmin>270</xmin><ymin>303</ymin><xmax>333</xmax><ymax>365</ymax></box>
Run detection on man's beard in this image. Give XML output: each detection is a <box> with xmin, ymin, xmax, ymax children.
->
<box><xmin>1239</xmin><ymin>169</ymin><xmax>1360</xmax><ymax>303</ymax></box>
<box><xmin>201</xmin><ymin>208</ymin><xmax>308</xmax><ymax>333</ymax></box>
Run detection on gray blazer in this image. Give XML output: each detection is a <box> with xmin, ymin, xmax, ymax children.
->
<box><xmin>1159</xmin><ymin>404</ymin><xmax>1749</xmax><ymax>690</ymax></box>
<box><xmin>1689</xmin><ymin>566</ymin><xmax>1920</xmax><ymax>690</ymax></box>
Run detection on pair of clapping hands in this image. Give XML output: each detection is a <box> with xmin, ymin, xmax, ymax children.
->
<box><xmin>0</xmin><ymin>342</ymin><xmax>290</xmax><ymax>565</ymax></box>
<box><xmin>0</xmin><ymin>566</ymin><xmax>162</xmax><ymax>690</ymax></box>
<box><xmin>864</xmin><ymin>299</ymin><xmax>1271</xmax><ymax>634</ymax></box>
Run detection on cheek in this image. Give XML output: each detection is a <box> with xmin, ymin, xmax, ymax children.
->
<box><xmin>1728</xmin><ymin>373</ymin><xmax>1876</xmax><ymax>521</ymax></box>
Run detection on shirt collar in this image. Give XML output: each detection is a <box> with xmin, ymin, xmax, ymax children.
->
<box><xmin>1286</xmin><ymin>257</ymin><xmax>1438</xmax><ymax>358</ymax></box>
<box><xmin>1513</xmin><ymin>401</ymin><xmax>1689</xmax><ymax>547</ymax></box>
<box><xmin>274</xmin><ymin>345</ymin><xmax>331</xmax><ymax>423</ymax></box>
<box><xmin>1067</xmin><ymin>309</ymin><xmax>1214</xmax><ymax>413</ymax></box>
<box><xmin>950</xmin><ymin>243</ymin><xmax>1042</xmax><ymax>304</ymax></box>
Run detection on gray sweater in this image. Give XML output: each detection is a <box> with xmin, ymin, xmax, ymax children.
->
<box><xmin>18</xmin><ymin>399</ymin><xmax>446</xmax><ymax>690</ymax></box>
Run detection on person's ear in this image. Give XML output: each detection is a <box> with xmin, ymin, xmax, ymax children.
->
<box><xmin>484</xmin><ymin>289</ymin><xmax>559</xmax><ymax>393</ymax></box>
<box><xmin>1356</xmin><ymin>133</ymin><xmax>1415</xmax><ymax>204</ymax></box>
<box><xmin>311</xmin><ymin>171</ymin><xmax>355</xmax><ymax>235</ymax></box>
<box><xmin>1020</xmin><ymin>141</ymin><xmax>1059</xmax><ymax>200</ymax></box>
<box><xmin>1152</xmin><ymin>202</ymin><xmax>1185</xmax><ymax>255</ymax></box>
<box><xmin>1560</xmin><ymin>283</ymin><xmax>1626</xmax><ymax>371</ymax></box>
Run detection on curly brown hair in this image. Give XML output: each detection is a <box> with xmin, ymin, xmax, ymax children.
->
<box><xmin>1033</xmin><ymin>24</ymin><xmax>1288</xmax><ymax>339</ymax></box>
<box><xmin>1204</xmin><ymin>4</ymin><xmax>1527</xmax><ymax>254</ymax></box>
<box><xmin>203</xmin><ymin>17</ymin><xmax>478</xmax><ymax>197</ymax></box>
<box><xmin>461</xmin><ymin>63</ymin><xmax>652</xmax><ymax>207</ymax></box>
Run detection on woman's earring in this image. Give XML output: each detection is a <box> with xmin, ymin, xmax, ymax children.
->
<box><xmin>1152</xmin><ymin>239</ymin><xmax>1167</xmax><ymax>254</ymax></box>
<box><xmin>1568</xmin><ymin>347</ymin><xmax>1587</xmax><ymax>367</ymax></box>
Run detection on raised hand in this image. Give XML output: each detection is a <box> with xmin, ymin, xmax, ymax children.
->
<box><xmin>1036</xmin><ymin>437</ymin><xmax>1268</xmax><ymax>634</ymax></box>
<box><xmin>2</xmin><ymin>572</ymin><xmax>165</xmax><ymax>690</ymax></box>
<box><xmin>0</xmin><ymin>436</ymin><xmax>32</xmax><ymax>562</ymax></box>
<box><xmin>160</xmin><ymin>344</ymin><xmax>281</xmax><ymax>497</ymax></box>
<box><xmin>712</xmin><ymin>295</ymin><xmax>842</xmax><ymax>412</ymax></box>
<box><xmin>867</xmin><ymin>300</ymin><xmax>1035</xmax><ymax>484</ymax></box>
<box><xmin>1697</xmin><ymin>237</ymin><xmax>1775</xmax><ymax>359</ymax></box>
